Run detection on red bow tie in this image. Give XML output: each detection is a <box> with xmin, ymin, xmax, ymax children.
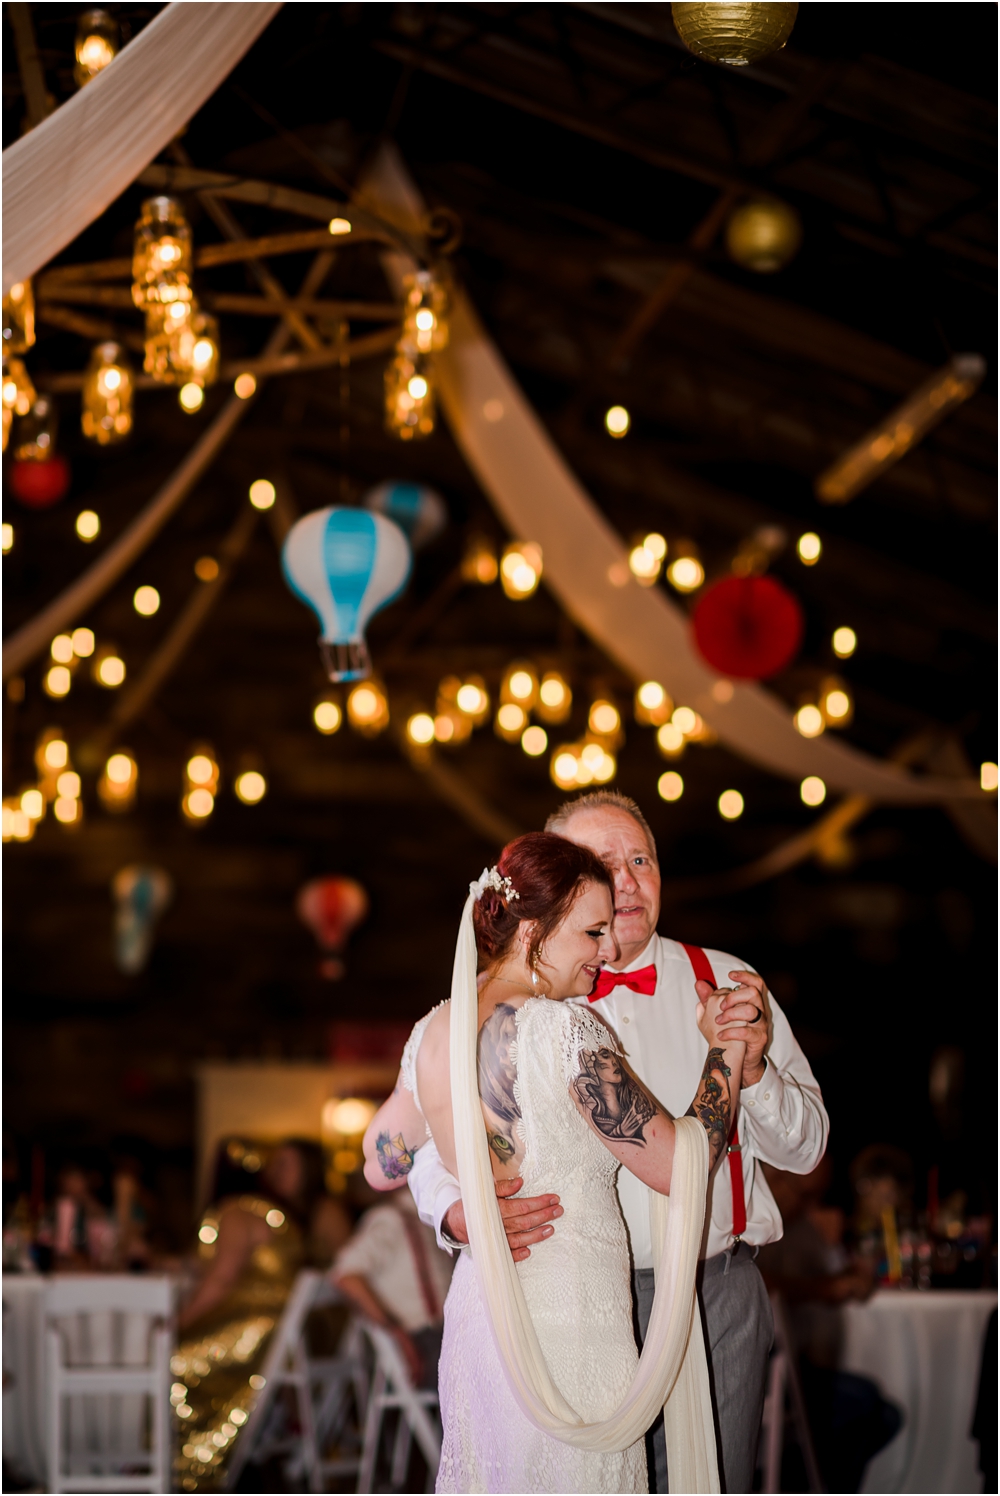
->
<box><xmin>589</xmin><ymin>964</ymin><xmax>657</xmax><ymax>1002</ymax></box>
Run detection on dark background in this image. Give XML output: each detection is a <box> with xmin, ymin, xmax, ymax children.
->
<box><xmin>3</xmin><ymin>3</ymin><xmax>996</xmax><ymax>1246</ymax></box>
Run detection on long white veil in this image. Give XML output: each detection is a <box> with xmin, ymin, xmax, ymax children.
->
<box><xmin>449</xmin><ymin>891</ymin><xmax>721</xmax><ymax>1490</ymax></box>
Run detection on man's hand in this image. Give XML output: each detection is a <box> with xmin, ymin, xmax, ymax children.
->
<box><xmin>442</xmin><ymin>1177</ymin><xmax>563</xmax><ymax>1263</ymax></box>
<box><xmin>695</xmin><ymin>971</ymin><xmax>770</xmax><ymax>1088</ymax></box>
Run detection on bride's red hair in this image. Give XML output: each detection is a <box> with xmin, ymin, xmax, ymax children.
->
<box><xmin>472</xmin><ymin>831</ymin><xmax>613</xmax><ymax>973</ymax></box>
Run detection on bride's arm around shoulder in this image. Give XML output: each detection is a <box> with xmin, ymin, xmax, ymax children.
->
<box><xmin>566</xmin><ymin>995</ymin><xmax>745</xmax><ymax>1194</ymax></box>
<box><xmin>362</xmin><ymin>1004</ymin><xmax>447</xmax><ymax>1192</ymax></box>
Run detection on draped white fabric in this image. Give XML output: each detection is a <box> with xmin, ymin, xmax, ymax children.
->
<box><xmin>449</xmin><ymin>892</ymin><xmax>720</xmax><ymax>1486</ymax></box>
<box><xmin>2</xmin><ymin>2</ymin><xmax>281</xmax><ymax>293</ymax></box>
<box><xmin>361</xmin><ymin>144</ymin><xmax>986</xmax><ymax>806</ymax></box>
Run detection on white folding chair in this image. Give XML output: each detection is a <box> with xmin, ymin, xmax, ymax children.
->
<box><xmin>759</xmin><ymin>1292</ymin><xmax>824</xmax><ymax>1494</ymax></box>
<box><xmin>45</xmin><ymin>1274</ymin><xmax>174</xmax><ymax>1494</ymax></box>
<box><xmin>356</xmin><ymin>1322</ymin><xmax>440</xmax><ymax>1494</ymax></box>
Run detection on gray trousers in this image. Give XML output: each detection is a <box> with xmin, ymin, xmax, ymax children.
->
<box><xmin>634</xmin><ymin>1244</ymin><xmax>773</xmax><ymax>1494</ymax></box>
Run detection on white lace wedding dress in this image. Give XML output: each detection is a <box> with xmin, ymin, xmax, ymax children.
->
<box><xmin>401</xmin><ymin>996</ymin><xmax>647</xmax><ymax>1495</ymax></box>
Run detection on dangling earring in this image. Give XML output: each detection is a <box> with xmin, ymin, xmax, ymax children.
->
<box><xmin>530</xmin><ymin>950</ymin><xmax>540</xmax><ymax>989</ymax></box>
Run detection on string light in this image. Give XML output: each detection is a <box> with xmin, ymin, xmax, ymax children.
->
<box><xmin>794</xmin><ymin>704</ymin><xmax>824</xmax><ymax>738</ymax></box>
<box><xmin>455</xmin><ymin>678</ymin><xmax>489</xmax><ymax>722</ymax></box>
<box><xmin>981</xmin><ymin>763</ymin><xmax>998</xmax><ymax>792</ymax></box>
<box><xmin>521</xmin><ymin>725</ymin><xmax>548</xmax><ymax>757</ymax></box>
<box><xmin>234</xmin><ymin>770</ymin><xmax>267</xmax><ymax>804</ymax></box>
<box><xmin>133</xmin><ymin>586</ymin><xmax>160</xmax><ymax>616</ymax></box>
<box><xmin>402</xmin><ymin>270</ymin><xmax>449</xmax><ymax>353</ymax></box>
<box><xmin>313</xmin><ymin>697</ymin><xmax>342</xmax><ymax>735</ymax></box>
<box><xmin>635</xmin><ymin>680</ymin><xmax>673</xmax><ymax>727</ymax></box>
<box><xmin>832</xmin><ymin>626</ymin><xmax>857</xmax><ymax>659</ymax></box>
<box><xmin>406</xmin><ymin>712</ymin><xmax>436</xmax><ymax>746</ymax></box>
<box><xmin>76</xmin><ymin>510</ymin><xmax>101</xmax><ymax>542</ymax></box>
<box><xmin>249</xmin><ymin>479</ymin><xmax>276</xmax><ymax>510</ymax></box>
<box><xmin>82</xmin><ymin>342</ymin><xmax>133</xmax><ymax>444</ymax></box>
<box><xmin>94</xmin><ymin>650</ymin><xmax>126</xmax><ymax>688</ymax></box>
<box><xmin>588</xmin><ymin>700</ymin><xmax>621</xmax><ymax>738</ymax></box>
<box><xmin>328</xmin><ymin>217</ymin><xmax>352</xmax><ymax>236</ymax></box>
<box><xmin>500</xmin><ymin>543</ymin><xmax>543</xmax><ymax>599</ymax></box>
<box><xmin>385</xmin><ymin>347</ymin><xmax>436</xmax><ymax>440</ymax></box>
<box><xmin>820</xmin><ymin>678</ymin><xmax>853</xmax><ymax>727</ymax></box>
<box><xmin>74</xmin><ymin>8</ymin><xmax>119</xmax><ymax>86</ymax></box>
<box><xmin>605</xmin><ymin>405</ymin><xmax>630</xmax><ymax>438</ymax></box>
<box><xmin>44</xmin><ymin>665</ymin><xmax>72</xmax><ymax>698</ymax></box>
<box><xmin>718</xmin><ymin>789</ymin><xmax>744</xmax><ymax>821</ymax></box>
<box><xmin>2</xmin><ymin>799</ymin><xmax>35</xmax><ymax>842</ymax></box>
<box><xmin>658</xmin><ymin>771</ymin><xmax>684</xmax><ymax>802</ymax></box>
<box><xmin>536</xmin><ymin>672</ymin><xmax>572</xmax><ymax>725</ymax></box>
<box><xmin>461</xmin><ymin>534</ymin><xmax>499</xmax><ymax>585</ymax></box>
<box><xmin>51</xmin><ymin>634</ymin><xmax>75</xmax><ymax>665</ymax></box>
<box><xmin>234</xmin><ymin>373</ymin><xmax>257</xmax><ymax>400</ymax></box>
<box><xmin>656</xmin><ymin>723</ymin><xmax>685</xmax><ymax>758</ymax></box>
<box><xmin>496</xmin><ymin>703</ymin><xmax>528</xmax><ymax>742</ymax></box>
<box><xmin>502</xmin><ymin>664</ymin><xmax>538</xmax><ymax>711</ymax></box>
<box><xmin>2</xmin><ymin>524</ymin><xmax>13</xmax><ymax>554</ymax></box>
<box><xmin>72</xmin><ymin>628</ymin><xmax>95</xmax><ymax>658</ymax></box>
<box><xmin>2</xmin><ymin>280</ymin><xmax>35</xmax><ymax>355</ymax></box>
<box><xmin>800</xmin><ymin>776</ymin><xmax>826</xmax><ymax>807</ymax></box>
<box><xmin>797</xmin><ymin>532</ymin><xmax>821</xmax><ymax>565</ymax></box>
<box><xmin>99</xmin><ymin>751</ymin><xmax>138</xmax><ymax>812</ymax></box>
<box><xmin>132</xmin><ymin>197</ymin><xmax>192</xmax><ymax>311</ymax></box>
<box><xmin>183</xmin><ymin>747</ymin><xmax>219</xmax><ymax>823</ymax></box>
<box><xmin>347</xmin><ymin>681</ymin><xmax>389</xmax><ymax>736</ymax></box>
<box><xmin>666</xmin><ymin>553</ymin><xmax>705</xmax><ymax>593</ymax></box>
<box><xmin>179</xmin><ymin>382</ymin><xmax>204</xmax><ymax>413</ymax></box>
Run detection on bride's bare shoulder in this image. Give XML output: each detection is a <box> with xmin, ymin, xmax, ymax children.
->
<box><xmin>416</xmin><ymin>1000</ymin><xmax>451</xmax><ymax>1061</ymax></box>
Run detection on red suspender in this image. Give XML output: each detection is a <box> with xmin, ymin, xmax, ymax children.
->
<box><xmin>680</xmin><ymin>943</ymin><xmax>747</xmax><ymax>1242</ymax></box>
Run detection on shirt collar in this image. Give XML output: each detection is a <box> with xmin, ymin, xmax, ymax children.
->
<box><xmin>613</xmin><ymin>934</ymin><xmax>659</xmax><ymax>975</ymax></box>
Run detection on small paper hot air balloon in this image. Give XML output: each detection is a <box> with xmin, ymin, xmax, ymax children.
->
<box><xmin>282</xmin><ymin>507</ymin><xmax>411</xmax><ymax>682</ymax></box>
<box><xmin>296</xmin><ymin>876</ymin><xmax>369</xmax><ymax>980</ymax></box>
<box><xmin>111</xmin><ymin>864</ymin><xmax>173</xmax><ymax>975</ymax></box>
<box><xmin>363</xmin><ymin>481</ymin><xmax>447</xmax><ymax>551</ymax></box>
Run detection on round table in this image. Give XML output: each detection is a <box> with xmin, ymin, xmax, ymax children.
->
<box><xmin>840</xmin><ymin>1288</ymin><xmax>996</xmax><ymax>1494</ymax></box>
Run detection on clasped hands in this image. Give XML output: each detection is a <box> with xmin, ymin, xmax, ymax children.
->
<box><xmin>696</xmin><ymin>970</ymin><xmax>770</xmax><ymax>1088</ymax></box>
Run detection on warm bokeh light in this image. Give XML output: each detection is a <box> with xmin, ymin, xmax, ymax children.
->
<box><xmin>71</xmin><ymin>628</ymin><xmax>95</xmax><ymax>657</ymax></box>
<box><xmin>800</xmin><ymin>776</ymin><xmax>827</xmax><ymax>807</ymax></box>
<box><xmin>434</xmin><ymin>714</ymin><xmax>455</xmax><ymax>743</ymax></box>
<box><xmin>656</xmin><ymin>723</ymin><xmax>685</xmax><ymax>758</ymax></box>
<box><xmin>635</xmin><ymin>680</ymin><xmax>673</xmax><ymax>726</ymax></box>
<box><xmin>323</xmin><ymin>1097</ymin><xmax>377</xmax><ymax>1136</ymax></box>
<box><xmin>455</xmin><ymin>680</ymin><xmax>489</xmax><ymax>718</ymax></box>
<box><xmin>794</xmin><ymin>704</ymin><xmax>825</xmax><ymax>738</ymax></box>
<box><xmin>328</xmin><ymin>217</ymin><xmax>352</xmax><ymax>236</ymax></box>
<box><xmin>644</xmin><ymin>533</ymin><xmax>667</xmax><ymax>562</ymax></box>
<box><xmin>76</xmin><ymin>510</ymin><xmax>101</xmax><ymax>541</ymax></box>
<box><xmin>45</xmin><ymin>666</ymin><xmax>72</xmax><ymax>698</ymax></box>
<box><xmin>53</xmin><ymin>796</ymin><xmax>82</xmax><ymax>826</ymax></box>
<box><xmin>658</xmin><ymin>771</ymin><xmax>684</xmax><ymax>802</ymax></box>
<box><xmin>106</xmin><ymin>753</ymin><xmax>134</xmax><ymax>785</ymax></box>
<box><xmin>178</xmin><ymin>382</ymin><xmax>204</xmax><ymax>412</ymax></box>
<box><xmin>186</xmin><ymin>755</ymin><xmax>216</xmax><ymax>787</ymax></box>
<box><xmin>832</xmin><ymin>626</ymin><xmax>857</xmax><ymax>659</ymax></box>
<box><xmin>133</xmin><ymin>585</ymin><xmax>160</xmax><ymax>616</ymax></box>
<box><xmin>718</xmin><ymin>789</ymin><xmax>744</xmax><ymax>820</ymax></box>
<box><xmin>234</xmin><ymin>373</ymin><xmax>257</xmax><ymax>400</ymax></box>
<box><xmin>500</xmin><ymin>542</ymin><xmax>542</xmax><ymax>599</ymax></box>
<box><xmin>43</xmin><ymin>739</ymin><xmax>68</xmax><ymax>771</ymax></box>
<box><xmin>580</xmin><ymin>740</ymin><xmax>616</xmax><ymax>783</ymax></box>
<box><xmin>195</xmin><ymin>555</ymin><xmax>219</xmax><ymax>582</ymax></box>
<box><xmin>588</xmin><ymin>700</ymin><xmax>621</xmax><ymax>737</ymax></box>
<box><xmin>407</xmin><ymin>712</ymin><xmax>436</xmax><ymax>746</ymax></box>
<box><xmin>628</xmin><ymin>543</ymin><xmax>661</xmax><ymax>584</ymax></box>
<box><xmin>50</xmin><ymin>634</ymin><xmax>75</xmax><ymax>664</ymax></box>
<box><xmin>184</xmin><ymin>787</ymin><xmax>214</xmax><ymax>819</ymax></box>
<box><xmin>605</xmin><ymin>405</ymin><xmax>630</xmax><ymax>438</ymax></box>
<box><xmin>667</xmin><ymin>556</ymin><xmax>705</xmax><ymax>592</ymax></box>
<box><xmin>234</xmin><ymin>770</ymin><xmax>267</xmax><ymax>804</ymax></box>
<box><xmin>57</xmin><ymin>771</ymin><xmax>81</xmax><ymax>799</ymax></box>
<box><xmin>521</xmin><ymin>725</ymin><xmax>548</xmax><ymax>757</ymax></box>
<box><xmin>249</xmin><ymin>479</ymin><xmax>276</xmax><ymax>510</ymax></box>
<box><xmin>824</xmin><ymin>688</ymin><xmax>851</xmax><ymax>722</ymax></box>
<box><xmin>95</xmin><ymin>654</ymin><xmax>125</xmax><ymax>688</ymax></box>
<box><xmin>100</xmin><ymin>750</ymin><xmax>138</xmax><ymax>811</ymax></box>
<box><xmin>537</xmin><ymin>672</ymin><xmax>571</xmax><ymax>724</ymax></box>
<box><xmin>461</xmin><ymin>534</ymin><xmax>499</xmax><ymax>585</ymax></box>
<box><xmin>979</xmin><ymin>762</ymin><xmax>997</xmax><ymax>792</ymax></box>
<box><xmin>313</xmin><ymin>699</ymin><xmax>342</xmax><ymax>735</ymax></box>
<box><xmin>347</xmin><ymin>682</ymin><xmax>389</xmax><ymax>735</ymax></box>
<box><xmin>551</xmin><ymin>746</ymin><xmax>581</xmax><ymax>790</ymax></box>
<box><xmin>496</xmin><ymin>702</ymin><xmax>528</xmax><ymax>740</ymax></box>
<box><xmin>797</xmin><ymin>532</ymin><xmax>822</xmax><ymax>565</ymax></box>
<box><xmin>20</xmin><ymin>788</ymin><xmax>44</xmax><ymax>820</ymax></box>
<box><xmin>2</xmin><ymin>800</ymin><xmax>35</xmax><ymax>842</ymax></box>
<box><xmin>2</xmin><ymin>523</ymin><xmax>14</xmax><ymax>553</ymax></box>
<box><xmin>671</xmin><ymin>706</ymin><xmax>697</xmax><ymax>736</ymax></box>
<box><xmin>506</xmin><ymin>668</ymin><xmax>537</xmax><ymax>704</ymax></box>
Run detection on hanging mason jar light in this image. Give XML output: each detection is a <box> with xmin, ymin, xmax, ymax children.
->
<box><xmin>74</xmin><ymin>8</ymin><xmax>119</xmax><ymax>87</ymax></box>
<box><xmin>82</xmin><ymin>342</ymin><xmax>133</xmax><ymax>444</ymax></box>
<box><xmin>143</xmin><ymin>301</ymin><xmax>196</xmax><ymax>384</ymax></box>
<box><xmin>402</xmin><ymin>270</ymin><xmax>450</xmax><ymax>353</ymax></box>
<box><xmin>2</xmin><ymin>358</ymin><xmax>36</xmax><ymax>453</ymax></box>
<box><xmin>385</xmin><ymin>346</ymin><xmax>436</xmax><ymax>440</ymax></box>
<box><xmin>189</xmin><ymin>311</ymin><xmax>220</xmax><ymax>386</ymax></box>
<box><xmin>2</xmin><ymin>280</ymin><xmax>36</xmax><ymax>355</ymax></box>
<box><xmin>132</xmin><ymin>197</ymin><xmax>193</xmax><ymax>311</ymax></box>
<box><xmin>13</xmin><ymin>394</ymin><xmax>58</xmax><ymax>462</ymax></box>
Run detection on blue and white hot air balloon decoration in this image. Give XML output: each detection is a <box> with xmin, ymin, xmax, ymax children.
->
<box><xmin>282</xmin><ymin>506</ymin><xmax>412</xmax><ymax>681</ymax></box>
<box><xmin>363</xmin><ymin>481</ymin><xmax>447</xmax><ymax>551</ymax></box>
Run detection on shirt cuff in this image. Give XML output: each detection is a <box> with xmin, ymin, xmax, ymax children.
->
<box><xmin>432</xmin><ymin>1179</ymin><xmax>464</xmax><ymax>1254</ymax></box>
<box><xmin>741</xmin><ymin>1060</ymin><xmax>783</xmax><ymax>1120</ymax></box>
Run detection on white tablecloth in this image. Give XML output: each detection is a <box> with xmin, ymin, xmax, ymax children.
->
<box><xmin>841</xmin><ymin>1289</ymin><xmax>996</xmax><ymax>1494</ymax></box>
<box><xmin>2</xmin><ymin>1274</ymin><xmax>47</xmax><ymax>1484</ymax></box>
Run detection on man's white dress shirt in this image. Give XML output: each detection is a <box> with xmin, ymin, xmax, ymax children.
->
<box><xmin>333</xmin><ymin>1190</ymin><xmax>454</xmax><ymax>1332</ymax></box>
<box><xmin>407</xmin><ymin>934</ymin><xmax>829</xmax><ymax>1268</ymax></box>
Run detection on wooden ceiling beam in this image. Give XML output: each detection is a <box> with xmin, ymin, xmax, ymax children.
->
<box><xmin>41</xmin><ymin>228</ymin><xmax>374</xmax><ymax>287</ymax></box>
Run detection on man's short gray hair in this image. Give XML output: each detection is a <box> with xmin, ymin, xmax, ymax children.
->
<box><xmin>545</xmin><ymin>789</ymin><xmax>658</xmax><ymax>860</ymax></box>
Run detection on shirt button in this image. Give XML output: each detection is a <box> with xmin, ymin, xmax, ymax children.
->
<box><xmin>622</xmin><ymin>1015</ymin><xmax>630</xmax><ymax>1024</ymax></box>
<box><xmin>747</xmin><ymin>1100</ymin><xmax>756</xmax><ymax>1107</ymax></box>
<box><xmin>764</xmin><ymin>1093</ymin><xmax>771</xmax><ymax>1100</ymax></box>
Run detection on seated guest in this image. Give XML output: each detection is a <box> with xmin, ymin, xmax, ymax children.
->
<box><xmin>333</xmin><ymin>1185</ymin><xmax>453</xmax><ymax>1390</ymax></box>
<box><xmin>172</xmin><ymin>1138</ymin><xmax>347</xmax><ymax>1492</ymax></box>
<box><xmin>53</xmin><ymin>1161</ymin><xmax>116</xmax><ymax>1270</ymax></box>
<box><xmin>759</xmin><ymin>1160</ymin><xmax>900</xmax><ymax>1493</ymax></box>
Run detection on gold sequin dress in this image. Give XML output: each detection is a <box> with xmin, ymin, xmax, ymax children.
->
<box><xmin>171</xmin><ymin>1194</ymin><xmax>303</xmax><ymax>1491</ymax></box>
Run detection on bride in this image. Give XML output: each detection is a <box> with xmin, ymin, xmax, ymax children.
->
<box><xmin>363</xmin><ymin>832</ymin><xmax>747</xmax><ymax>1493</ymax></box>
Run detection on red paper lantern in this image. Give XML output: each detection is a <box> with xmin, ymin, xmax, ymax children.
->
<box><xmin>9</xmin><ymin>454</ymin><xmax>71</xmax><ymax>508</ymax></box>
<box><xmin>296</xmin><ymin>876</ymin><xmax>369</xmax><ymax>980</ymax></box>
<box><xmin>692</xmin><ymin>574</ymin><xmax>804</xmax><ymax>680</ymax></box>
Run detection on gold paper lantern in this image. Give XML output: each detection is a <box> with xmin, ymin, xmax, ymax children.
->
<box><xmin>671</xmin><ymin>2</ymin><xmax>798</xmax><ymax>67</ymax></box>
<box><xmin>132</xmin><ymin>197</ymin><xmax>193</xmax><ymax>311</ymax></box>
<box><xmin>402</xmin><ymin>270</ymin><xmax>450</xmax><ymax>353</ymax></box>
<box><xmin>82</xmin><ymin>342</ymin><xmax>133</xmax><ymax>444</ymax></box>
<box><xmin>74</xmin><ymin>8</ymin><xmax>119</xmax><ymax>87</ymax></box>
<box><xmin>2</xmin><ymin>280</ymin><xmax>36</xmax><ymax>355</ymax></box>
<box><xmin>726</xmin><ymin>198</ymin><xmax>802</xmax><ymax>273</ymax></box>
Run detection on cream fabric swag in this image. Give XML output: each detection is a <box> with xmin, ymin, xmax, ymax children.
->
<box><xmin>2</xmin><ymin>2</ymin><xmax>281</xmax><ymax>294</ymax></box>
<box><xmin>362</xmin><ymin>145</ymin><xmax>987</xmax><ymax>806</ymax></box>
<box><xmin>449</xmin><ymin>893</ymin><xmax>720</xmax><ymax>1490</ymax></box>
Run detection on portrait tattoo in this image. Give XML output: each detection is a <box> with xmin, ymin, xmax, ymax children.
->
<box><xmin>572</xmin><ymin>1047</ymin><xmax>656</xmax><ymax>1146</ymax></box>
<box><xmin>478</xmin><ymin>1003</ymin><xmax>523</xmax><ymax>1166</ymax></box>
<box><xmin>375</xmin><ymin>1131</ymin><xmax>416</xmax><ymax>1180</ymax></box>
<box><xmin>685</xmin><ymin>1047</ymin><xmax>732</xmax><ymax>1163</ymax></box>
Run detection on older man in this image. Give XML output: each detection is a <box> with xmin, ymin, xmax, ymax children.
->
<box><xmin>408</xmin><ymin>789</ymin><xmax>828</xmax><ymax>1492</ymax></box>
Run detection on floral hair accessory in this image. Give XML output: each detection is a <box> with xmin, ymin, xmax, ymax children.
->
<box><xmin>470</xmin><ymin>865</ymin><xmax>520</xmax><ymax>903</ymax></box>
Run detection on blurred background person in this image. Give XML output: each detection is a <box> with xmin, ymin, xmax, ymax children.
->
<box><xmin>333</xmin><ymin>1184</ymin><xmax>453</xmax><ymax>1390</ymax></box>
<box><xmin>52</xmin><ymin>1159</ymin><xmax>116</xmax><ymax>1270</ymax></box>
<box><xmin>171</xmin><ymin>1138</ymin><xmax>349</xmax><ymax>1492</ymax></box>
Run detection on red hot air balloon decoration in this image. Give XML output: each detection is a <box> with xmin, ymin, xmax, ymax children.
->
<box><xmin>692</xmin><ymin>574</ymin><xmax>804</xmax><ymax>680</ymax></box>
<box><xmin>296</xmin><ymin>876</ymin><xmax>370</xmax><ymax>980</ymax></box>
<box><xmin>10</xmin><ymin>452</ymin><xmax>71</xmax><ymax>509</ymax></box>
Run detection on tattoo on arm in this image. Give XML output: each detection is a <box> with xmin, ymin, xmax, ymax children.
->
<box><xmin>375</xmin><ymin>1132</ymin><xmax>417</xmax><ymax>1180</ymax></box>
<box><xmin>478</xmin><ymin>1003</ymin><xmax>523</xmax><ymax>1166</ymax></box>
<box><xmin>572</xmin><ymin>1047</ymin><xmax>656</xmax><ymax>1146</ymax></box>
<box><xmin>685</xmin><ymin>1047</ymin><xmax>733</xmax><ymax>1166</ymax></box>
